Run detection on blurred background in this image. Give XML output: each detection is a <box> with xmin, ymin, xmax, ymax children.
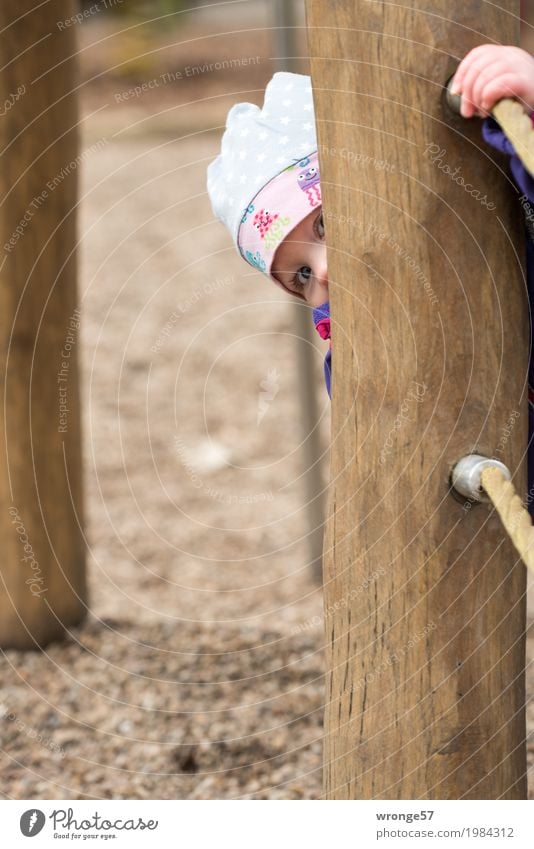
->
<box><xmin>1</xmin><ymin>0</ymin><xmax>533</xmax><ymax>801</ymax></box>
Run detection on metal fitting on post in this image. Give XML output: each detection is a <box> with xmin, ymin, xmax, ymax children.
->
<box><xmin>451</xmin><ymin>454</ymin><xmax>512</xmax><ymax>502</ymax></box>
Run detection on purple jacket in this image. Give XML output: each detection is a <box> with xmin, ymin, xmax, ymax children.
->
<box><xmin>313</xmin><ymin>116</ymin><xmax>534</xmax><ymax>515</ymax></box>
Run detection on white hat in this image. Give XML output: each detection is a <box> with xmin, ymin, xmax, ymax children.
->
<box><xmin>206</xmin><ymin>72</ymin><xmax>320</xmax><ymax>291</ymax></box>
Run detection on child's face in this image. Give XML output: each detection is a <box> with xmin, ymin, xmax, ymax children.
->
<box><xmin>271</xmin><ymin>207</ymin><xmax>328</xmax><ymax>306</ymax></box>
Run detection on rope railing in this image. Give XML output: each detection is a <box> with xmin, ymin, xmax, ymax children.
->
<box><xmin>446</xmin><ymin>84</ymin><xmax>534</xmax><ymax>177</ymax></box>
<box><xmin>452</xmin><ymin>454</ymin><xmax>534</xmax><ymax>574</ymax></box>
<box><xmin>480</xmin><ymin>465</ymin><xmax>534</xmax><ymax>574</ymax></box>
<box><xmin>446</xmin><ymin>82</ymin><xmax>534</xmax><ymax>568</ymax></box>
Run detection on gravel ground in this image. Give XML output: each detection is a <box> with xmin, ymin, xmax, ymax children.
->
<box><xmin>1</xmin><ymin>9</ymin><xmax>533</xmax><ymax>800</ymax></box>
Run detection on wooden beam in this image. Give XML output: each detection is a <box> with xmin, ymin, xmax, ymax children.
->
<box><xmin>0</xmin><ymin>0</ymin><xmax>86</xmax><ymax>648</ymax></box>
<box><xmin>304</xmin><ymin>0</ymin><xmax>527</xmax><ymax>798</ymax></box>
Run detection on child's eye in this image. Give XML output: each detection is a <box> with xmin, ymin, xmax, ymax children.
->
<box><xmin>315</xmin><ymin>212</ymin><xmax>325</xmax><ymax>239</ymax></box>
<box><xmin>293</xmin><ymin>266</ymin><xmax>312</xmax><ymax>288</ymax></box>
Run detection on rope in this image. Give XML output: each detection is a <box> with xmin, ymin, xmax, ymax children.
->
<box><xmin>477</xmin><ymin>100</ymin><xmax>534</xmax><ymax>560</ymax></box>
<box><xmin>491</xmin><ymin>98</ymin><xmax>534</xmax><ymax>177</ymax></box>
<box><xmin>480</xmin><ymin>466</ymin><xmax>534</xmax><ymax>574</ymax></box>
<box><xmin>479</xmin><ymin>101</ymin><xmax>534</xmax><ymax>556</ymax></box>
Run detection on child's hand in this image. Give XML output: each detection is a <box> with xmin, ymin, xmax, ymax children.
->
<box><xmin>450</xmin><ymin>45</ymin><xmax>534</xmax><ymax>118</ymax></box>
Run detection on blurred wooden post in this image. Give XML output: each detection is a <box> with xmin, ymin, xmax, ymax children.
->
<box><xmin>305</xmin><ymin>0</ymin><xmax>527</xmax><ymax>798</ymax></box>
<box><xmin>274</xmin><ymin>0</ymin><xmax>326</xmax><ymax>583</ymax></box>
<box><xmin>0</xmin><ymin>0</ymin><xmax>86</xmax><ymax>648</ymax></box>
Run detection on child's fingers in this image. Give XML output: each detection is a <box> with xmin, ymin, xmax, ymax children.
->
<box><xmin>449</xmin><ymin>45</ymin><xmax>534</xmax><ymax>115</ymax></box>
<box><xmin>457</xmin><ymin>55</ymin><xmax>501</xmax><ymax>116</ymax></box>
<box><xmin>479</xmin><ymin>73</ymin><xmax>527</xmax><ymax>111</ymax></box>
<box><xmin>450</xmin><ymin>44</ymin><xmax>496</xmax><ymax>92</ymax></box>
<box><xmin>470</xmin><ymin>62</ymin><xmax>510</xmax><ymax>113</ymax></box>
<box><xmin>449</xmin><ymin>58</ymin><xmax>475</xmax><ymax>94</ymax></box>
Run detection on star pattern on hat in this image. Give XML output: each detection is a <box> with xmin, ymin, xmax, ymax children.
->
<box><xmin>207</xmin><ymin>72</ymin><xmax>318</xmax><ymax>249</ymax></box>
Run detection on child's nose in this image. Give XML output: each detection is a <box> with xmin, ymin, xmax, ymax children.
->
<box><xmin>316</xmin><ymin>262</ymin><xmax>328</xmax><ymax>288</ymax></box>
<box><xmin>315</xmin><ymin>244</ymin><xmax>328</xmax><ymax>288</ymax></box>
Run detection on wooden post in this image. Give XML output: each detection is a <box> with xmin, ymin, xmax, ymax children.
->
<box><xmin>304</xmin><ymin>0</ymin><xmax>527</xmax><ymax>798</ymax></box>
<box><xmin>0</xmin><ymin>1</ymin><xmax>86</xmax><ymax>648</ymax></box>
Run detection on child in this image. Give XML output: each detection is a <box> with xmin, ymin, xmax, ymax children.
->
<box><xmin>207</xmin><ymin>51</ymin><xmax>534</xmax><ymax>512</ymax></box>
<box><xmin>206</xmin><ymin>72</ymin><xmax>331</xmax><ymax>397</ymax></box>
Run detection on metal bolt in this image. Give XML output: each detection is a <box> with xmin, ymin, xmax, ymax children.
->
<box><xmin>451</xmin><ymin>454</ymin><xmax>511</xmax><ymax>502</ymax></box>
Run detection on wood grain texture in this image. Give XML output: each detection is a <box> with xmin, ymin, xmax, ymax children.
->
<box><xmin>304</xmin><ymin>0</ymin><xmax>527</xmax><ymax>798</ymax></box>
<box><xmin>0</xmin><ymin>1</ymin><xmax>86</xmax><ymax>647</ymax></box>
